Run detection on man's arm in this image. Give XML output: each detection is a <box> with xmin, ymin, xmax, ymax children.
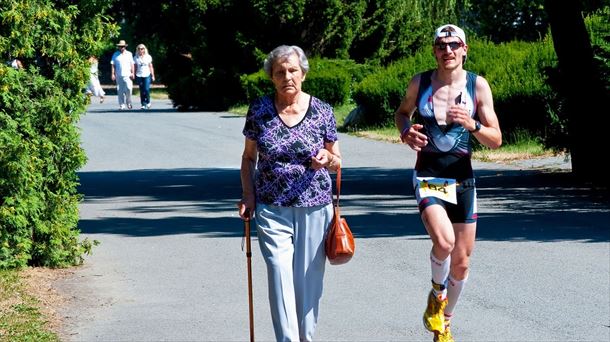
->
<box><xmin>110</xmin><ymin>62</ymin><xmax>116</xmax><ymax>81</ymax></box>
<box><xmin>471</xmin><ymin>76</ymin><xmax>502</xmax><ymax>149</ymax></box>
<box><xmin>394</xmin><ymin>74</ymin><xmax>428</xmax><ymax>151</ymax></box>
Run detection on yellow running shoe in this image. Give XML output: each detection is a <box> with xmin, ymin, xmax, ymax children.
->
<box><xmin>423</xmin><ymin>290</ymin><xmax>447</xmax><ymax>333</ymax></box>
<box><xmin>434</xmin><ymin>322</ymin><xmax>454</xmax><ymax>342</ymax></box>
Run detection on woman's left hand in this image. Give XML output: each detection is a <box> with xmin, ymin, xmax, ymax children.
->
<box><xmin>310</xmin><ymin>149</ymin><xmax>332</xmax><ymax>170</ymax></box>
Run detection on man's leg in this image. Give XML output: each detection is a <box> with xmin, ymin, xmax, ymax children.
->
<box><xmin>125</xmin><ymin>77</ymin><xmax>133</xmax><ymax>109</ymax></box>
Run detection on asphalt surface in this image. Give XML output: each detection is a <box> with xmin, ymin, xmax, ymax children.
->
<box><xmin>58</xmin><ymin>96</ymin><xmax>610</xmax><ymax>341</ymax></box>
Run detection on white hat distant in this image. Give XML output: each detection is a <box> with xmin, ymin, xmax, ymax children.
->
<box><xmin>434</xmin><ymin>24</ymin><xmax>466</xmax><ymax>44</ymax></box>
<box><xmin>116</xmin><ymin>40</ymin><xmax>128</xmax><ymax>47</ymax></box>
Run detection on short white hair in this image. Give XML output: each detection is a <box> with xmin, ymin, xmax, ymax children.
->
<box><xmin>263</xmin><ymin>45</ymin><xmax>309</xmax><ymax>78</ymax></box>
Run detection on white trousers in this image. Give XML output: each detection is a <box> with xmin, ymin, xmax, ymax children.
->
<box><xmin>255</xmin><ymin>203</ymin><xmax>333</xmax><ymax>342</ymax></box>
<box><xmin>116</xmin><ymin>76</ymin><xmax>132</xmax><ymax>106</ymax></box>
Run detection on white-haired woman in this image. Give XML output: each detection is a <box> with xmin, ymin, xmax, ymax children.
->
<box><xmin>133</xmin><ymin>44</ymin><xmax>155</xmax><ymax>109</ymax></box>
<box><xmin>238</xmin><ymin>45</ymin><xmax>342</xmax><ymax>341</ymax></box>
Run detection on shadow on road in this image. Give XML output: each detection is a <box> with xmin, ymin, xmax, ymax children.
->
<box><xmin>77</xmin><ymin>167</ymin><xmax>609</xmax><ymax>242</ymax></box>
<box><xmin>86</xmin><ymin>107</ymin><xmax>179</xmax><ymax>114</ymax></box>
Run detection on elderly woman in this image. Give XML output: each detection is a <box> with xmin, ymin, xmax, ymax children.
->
<box><xmin>238</xmin><ymin>45</ymin><xmax>342</xmax><ymax>341</ymax></box>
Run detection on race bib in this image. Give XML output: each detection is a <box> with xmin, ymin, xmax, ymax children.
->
<box><xmin>416</xmin><ymin>177</ymin><xmax>457</xmax><ymax>204</ymax></box>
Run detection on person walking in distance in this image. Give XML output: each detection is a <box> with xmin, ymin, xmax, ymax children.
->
<box><xmin>394</xmin><ymin>24</ymin><xmax>502</xmax><ymax>342</ymax></box>
<box><xmin>238</xmin><ymin>45</ymin><xmax>342</xmax><ymax>341</ymax></box>
<box><xmin>134</xmin><ymin>44</ymin><xmax>155</xmax><ymax>109</ymax></box>
<box><xmin>86</xmin><ymin>56</ymin><xmax>105</xmax><ymax>103</ymax></box>
<box><xmin>110</xmin><ymin>40</ymin><xmax>135</xmax><ymax>110</ymax></box>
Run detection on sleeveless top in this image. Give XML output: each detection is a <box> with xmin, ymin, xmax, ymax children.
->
<box><xmin>414</xmin><ymin>70</ymin><xmax>478</xmax><ymax>181</ymax></box>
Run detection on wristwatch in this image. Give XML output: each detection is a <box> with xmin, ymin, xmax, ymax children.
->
<box><xmin>470</xmin><ymin>120</ymin><xmax>482</xmax><ymax>133</ymax></box>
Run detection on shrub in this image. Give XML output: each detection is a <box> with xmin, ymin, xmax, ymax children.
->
<box><xmin>240</xmin><ymin>57</ymin><xmax>377</xmax><ymax>106</ymax></box>
<box><xmin>352</xmin><ymin>38</ymin><xmax>564</xmax><ymax>146</ymax></box>
<box><xmin>0</xmin><ymin>0</ymin><xmax>115</xmax><ymax>269</ymax></box>
<box><xmin>466</xmin><ymin>38</ymin><xmax>561</xmax><ymax>144</ymax></box>
<box><xmin>352</xmin><ymin>51</ymin><xmax>435</xmax><ymax>125</ymax></box>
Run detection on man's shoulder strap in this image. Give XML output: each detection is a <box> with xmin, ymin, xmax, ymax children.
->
<box><xmin>416</xmin><ymin>69</ymin><xmax>435</xmax><ymax>105</ymax></box>
<box><xmin>466</xmin><ymin>71</ymin><xmax>478</xmax><ymax>106</ymax></box>
<box><xmin>416</xmin><ymin>70</ymin><xmax>478</xmax><ymax>105</ymax></box>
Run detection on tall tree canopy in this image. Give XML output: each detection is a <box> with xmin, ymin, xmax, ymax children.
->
<box><xmin>108</xmin><ymin>0</ymin><xmax>460</xmax><ymax>109</ymax></box>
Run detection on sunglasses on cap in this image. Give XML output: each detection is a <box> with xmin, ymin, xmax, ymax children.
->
<box><xmin>435</xmin><ymin>41</ymin><xmax>464</xmax><ymax>51</ymax></box>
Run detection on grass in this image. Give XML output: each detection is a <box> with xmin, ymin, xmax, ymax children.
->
<box><xmin>229</xmin><ymin>102</ymin><xmax>559</xmax><ymax>162</ymax></box>
<box><xmin>0</xmin><ymin>269</ymin><xmax>59</xmax><ymax>342</ymax></box>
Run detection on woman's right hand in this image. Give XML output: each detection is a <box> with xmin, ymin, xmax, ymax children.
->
<box><xmin>238</xmin><ymin>196</ymin><xmax>255</xmax><ymax>220</ymax></box>
<box><xmin>400</xmin><ymin>124</ymin><xmax>428</xmax><ymax>151</ymax></box>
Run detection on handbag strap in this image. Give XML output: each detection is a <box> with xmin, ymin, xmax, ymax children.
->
<box><xmin>334</xmin><ymin>167</ymin><xmax>342</xmax><ymax>206</ymax></box>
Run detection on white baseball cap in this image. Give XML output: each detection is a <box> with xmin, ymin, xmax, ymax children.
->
<box><xmin>434</xmin><ymin>24</ymin><xmax>466</xmax><ymax>44</ymax></box>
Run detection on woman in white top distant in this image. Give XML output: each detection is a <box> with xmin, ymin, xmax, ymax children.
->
<box><xmin>86</xmin><ymin>56</ymin><xmax>105</xmax><ymax>103</ymax></box>
<box><xmin>134</xmin><ymin>44</ymin><xmax>156</xmax><ymax>109</ymax></box>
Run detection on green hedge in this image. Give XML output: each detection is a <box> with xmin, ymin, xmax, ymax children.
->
<box><xmin>0</xmin><ymin>0</ymin><xmax>115</xmax><ymax>269</ymax></box>
<box><xmin>467</xmin><ymin>38</ymin><xmax>560</xmax><ymax>142</ymax></box>
<box><xmin>0</xmin><ymin>64</ymin><xmax>92</xmax><ymax>268</ymax></box>
<box><xmin>353</xmin><ymin>52</ymin><xmax>435</xmax><ymax>125</ymax></box>
<box><xmin>240</xmin><ymin>58</ymin><xmax>379</xmax><ymax>106</ymax></box>
<box><xmin>352</xmin><ymin>37</ymin><xmax>562</xmax><ymax>145</ymax></box>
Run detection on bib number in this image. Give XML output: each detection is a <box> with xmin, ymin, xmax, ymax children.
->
<box><xmin>416</xmin><ymin>177</ymin><xmax>457</xmax><ymax>204</ymax></box>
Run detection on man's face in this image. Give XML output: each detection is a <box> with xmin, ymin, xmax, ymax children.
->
<box><xmin>433</xmin><ymin>37</ymin><xmax>467</xmax><ymax>69</ymax></box>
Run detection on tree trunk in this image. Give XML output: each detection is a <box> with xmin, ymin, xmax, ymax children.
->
<box><xmin>545</xmin><ymin>0</ymin><xmax>607</xmax><ymax>182</ymax></box>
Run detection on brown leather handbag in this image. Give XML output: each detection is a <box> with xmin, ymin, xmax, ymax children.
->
<box><xmin>325</xmin><ymin>167</ymin><xmax>355</xmax><ymax>265</ymax></box>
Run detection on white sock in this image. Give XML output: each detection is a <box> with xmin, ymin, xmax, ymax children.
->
<box><xmin>445</xmin><ymin>274</ymin><xmax>468</xmax><ymax>315</ymax></box>
<box><xmin>430</xmin><ymin>252</ymin><xmax>450</xmax><ymax>299</ymax></box>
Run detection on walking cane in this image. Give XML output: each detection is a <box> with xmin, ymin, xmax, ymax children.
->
<box><xmin>242</xmin><ymin>209</ymin><xmax>255</xmax><ymax>342</ymax></box>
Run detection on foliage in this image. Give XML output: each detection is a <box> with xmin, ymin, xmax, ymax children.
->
<box><xmin>0</xmin><ymin>0</ymin><xmax>116</xmax><ymax>269</ymax></box>
<box><xmin>461</xmin><ymin>0</ymin><xmax>549</xmax><ymax>42</ymax></box>
<box><xmin>240</xmin><ymin>58</ymin><xmax>379</xmax><ymax>106</ymax></box>
<box><xmin>460</xmin><ymin>0</ymin><xmax>610</xmax><ymax>43</ymax></box>
<box><xmin>467</xmin><ymin>38</ymin><xmax>562</xmax><ymax>144</ymax></box>
<box><xmin>352</xmin><ymin>51</ymin><xmax>436</xmax><ymax>125</ymax></box>
<box><xmin>108</xmin><ymin>0</ymin><xmax>461</xmax><ymax>110</ymax></box>
<box><xmin>352</xmin><ymin>37</ymin><xmax>566</xmax><ymax>147</ymax></box>
<box><xmin>585</xmin><ymin>6</ymin><xmax>610</xmax><ymax>92</ymax></box>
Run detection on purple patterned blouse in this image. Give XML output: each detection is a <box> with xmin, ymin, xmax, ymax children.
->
<box><xmin>243</xmin><ymin>95</ymin><xmax>338</xmax><ymax>207</ymax></box>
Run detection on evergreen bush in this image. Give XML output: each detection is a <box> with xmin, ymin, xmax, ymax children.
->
<box><xmin>240</xmin><ymin>58</ymin><xmax>377</xmax><ymax>106</ymax></box>
<box><xmin>0</xmin><ymin>0</ymin><xmax>115</xmax><ymax>269</ymax></box>
<box><xmin>352</xmin><ymin>38</ymin><xmax>563</xmax><ymax>145</ymax></box>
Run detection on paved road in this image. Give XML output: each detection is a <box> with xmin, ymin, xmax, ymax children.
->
<box><xmin>58</xmin><ymin>96</ymin><xmax>609</xmax><ymax>341</ymax></box>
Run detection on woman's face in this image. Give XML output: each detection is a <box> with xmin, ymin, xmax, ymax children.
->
<box><xmin>271</xmin><ymin>53</ymin><xmax>305</xmax><ymax>97</ymax></box>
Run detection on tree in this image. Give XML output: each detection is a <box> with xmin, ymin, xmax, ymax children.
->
<box><xmin>545</xmin><ymin>0</ymin><xmax>608</xmax><ymax>181</ymax></box>
<box><xmin>107</xmin><ymin>0</ymin><xmax>461</xmax><ymax>109</ymax></box>
<box><xmin>461</xmin><ymin>0</ymin><xmax>548</xmax><ymax>42</ymax></box>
